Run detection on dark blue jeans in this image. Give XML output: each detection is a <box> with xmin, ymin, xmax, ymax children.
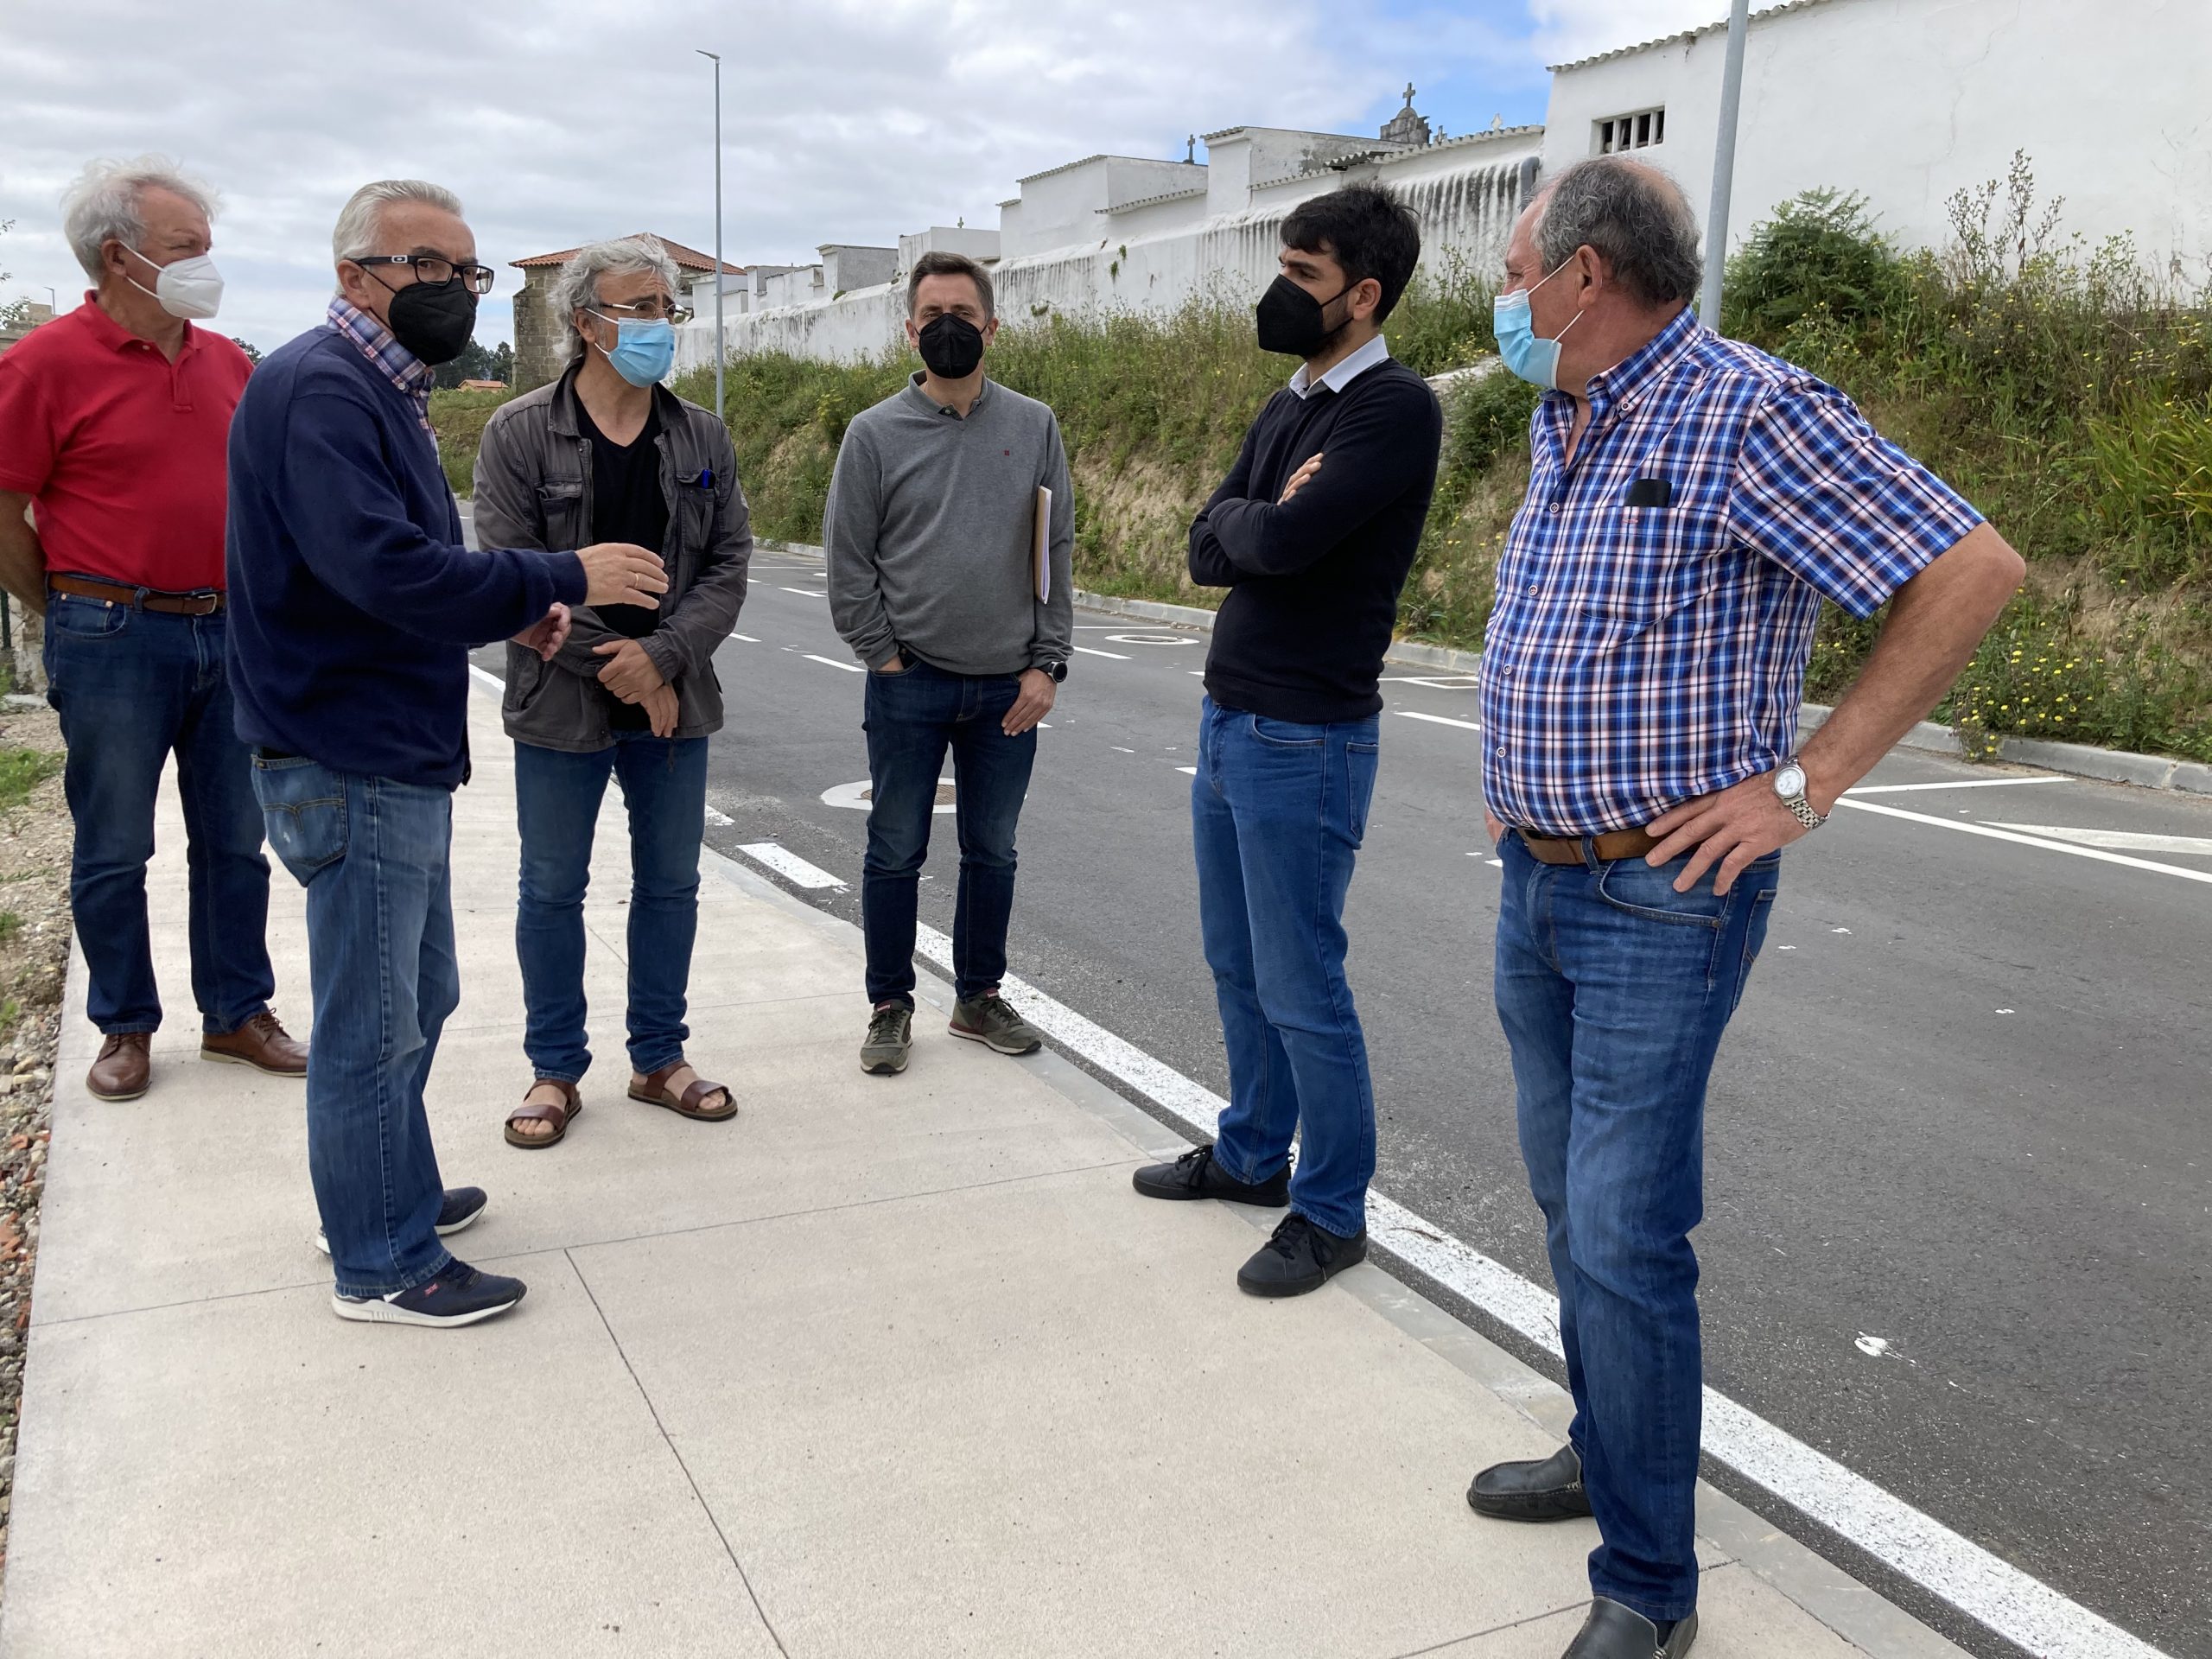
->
<box><xmin>1192</xmin><ymin>698</ymin><xmax>1381</xmax><ymax>1239</ymax></box>
<box><xmin>1492</xmin><ymin>831</ymin><xmax>1781</xmax><ymax>1625</ymax></box>
<box><xmin>513</xmin><ymin>734</ymin><xmax>708</xmax><ymax>1081</ymax></box>
<box><xmin>861</xmin><ymin>659</ymin><xmax>1035</xmax><ymax>1007</ymax></box>
<box><xmin>253</xmin><ymin>760</ymin><xmax>457</xmax><ymax>1298</ymax></box>
<box><xmin>43</xmin><ymin>594</ymin><xmax>273</xmax><ymax>1035</ymax></box>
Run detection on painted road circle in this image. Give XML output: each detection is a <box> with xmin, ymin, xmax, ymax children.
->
<box><xmin>821</xmin><ymin>779</ymin><xmax>955</xmax><ymax>815</ymax></box>
<box><xmin>1103</xmin><ymin>632</ymin><xmax>1192</xmax><ymax>646</ymax></box>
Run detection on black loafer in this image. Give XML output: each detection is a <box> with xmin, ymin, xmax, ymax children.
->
<box><xmin>1236</xmin><ymin>1212</ymin><xmax>1366</xmax><ymax>1297</ymax></box>
<box><xmin>1562</xmin><ymin>1599</ymin><xmax>1697</xmax><ymax>1657</ymax></box>
<box><xmin>1133</xmin><ymin>1142</ymin><xmax>1289</xmax><ymax>1206</ymax></box>
<box><xmin>1468</xmin><ymin>1442</ymin><xmax>1593</xmax><ymax>1521</ymax></box>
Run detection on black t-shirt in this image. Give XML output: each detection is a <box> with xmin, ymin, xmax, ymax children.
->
<box><xmin>577</xmin><ymin>398</ymin><xmax>668</xmax><ymax>728</ymax></box>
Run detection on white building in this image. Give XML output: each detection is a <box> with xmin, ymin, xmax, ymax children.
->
<box><xmin>674</xmin><ymin>0</ymin><xmax>2209</xmax><ymax>372</ymax></box>
<box><xmin>1542</xmin><ymin>0</ymin><xmax>2210</xmax><ymax>273</ymax></box>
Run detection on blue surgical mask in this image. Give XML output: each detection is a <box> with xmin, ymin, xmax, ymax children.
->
<box><xmin>1492</xmin><ymin>260</ymin><xmax>1581</xmax><ymax>391</ymax></box>
<box><xmin>591</xmin><ymin>312</ymin><xmax>676</xmax><ymax>387</ymax></box>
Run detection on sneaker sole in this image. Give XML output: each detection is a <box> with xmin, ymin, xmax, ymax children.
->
<box><xmin>198</xmin><ymin>1047</ymin><xmax>306</xmax><ymax>1078</ymax></box>
<box><xmin>315</xmin><ymin>1205</ymin><xmax>485</xmax><ymax>1255</ymax></box>
<box><xmin>860</xmin><ymin>1051</ymin><xmax>910</xmax><ymax>1075</ymax></box>
<box><xmin>1237</xmin><ymin>1237</ymin><xmax>1370</xmax><ymax>1299</ymax></box>
<box><xmin>329</xmin><ymin>1289</ymin><xmax>523</xmax><ymax>1328</ymax></box>
<box><xmin>1130</xmin><ymin>1170</ymin><xmax>1291</xmax><ymax>1205</ymax></box>
<box><xmin>947</xmin><ymin>1023</ymin><xmax>1042</xmax><ymax>1056</ymax></box>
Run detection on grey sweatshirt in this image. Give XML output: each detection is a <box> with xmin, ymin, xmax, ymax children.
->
<box><xmin>826</xmin><ymin>373</ymin><xmax>1074</xmax><ymax>676</ymax></box>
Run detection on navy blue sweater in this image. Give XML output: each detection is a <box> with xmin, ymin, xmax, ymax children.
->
<box><xmin>1189</xmin><ymin>357</ymin><xmax>1442</xmax><ymax>722</ymax></box>
<box><xmin>226</xmin><ymin>327</ymin><xmax>585</xmax><ymax>786</ymax></box>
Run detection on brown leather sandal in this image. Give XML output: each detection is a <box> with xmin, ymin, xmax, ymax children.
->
<box><xmin>505</xmin><ymin>1078</ymin><xmax>582</xmax><ymax>1148</ymax></box>
<box><xmin>628</xmin><ymin>1062</ymin><xmax>736</xmax><ymax>1122</ymax></box>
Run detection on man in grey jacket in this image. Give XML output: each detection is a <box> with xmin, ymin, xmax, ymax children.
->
<box><xmin>472</xmin><ymin>235</ymin><xmax>751</xmax><ymax>1147</ymax></box>
<box><xmin>826</xmin><ymin>251</ymin><xmax>1073</xmax><ymax>1076</ymax></box>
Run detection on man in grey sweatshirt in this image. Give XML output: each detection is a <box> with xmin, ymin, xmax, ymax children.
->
<box><xmin>826</xmin><ymin>251</ymin><xmax>1074</xmax><ymax>1076</ymax></box>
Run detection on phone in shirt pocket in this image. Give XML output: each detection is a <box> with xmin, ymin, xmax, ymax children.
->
<box><xmin>1572</xmin><ymin>474</ymin><xmax>1723</xmax><ymax>636</ymax></box>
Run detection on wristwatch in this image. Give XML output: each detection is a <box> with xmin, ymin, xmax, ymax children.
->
<box><xmin>1037</xmin><ymin>659</ymin><xmax>1068</xmax><ymax>684</ymax></box>
<box><xmin>1774</xmin><ymin>759</ymin><xmax>1826</xmax><ymax>830</ymax></box>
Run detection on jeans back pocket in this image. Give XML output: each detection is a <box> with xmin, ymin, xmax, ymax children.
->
<box><xmin>251</xmin><ymin>758</ymin><xmax>348</xmax><ymax>883</ymax></box>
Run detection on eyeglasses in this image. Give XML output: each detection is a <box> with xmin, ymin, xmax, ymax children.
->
<box><xmin>350</xmin><ymin>254</ymin><xmax>497</xmax><ymax>296</ymax></box>
<box><xmin>593</xmin><ymin>296</ymin><xmax>694</xmax><ymax>325</ymax></box>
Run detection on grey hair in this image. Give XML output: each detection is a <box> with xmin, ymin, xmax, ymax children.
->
<box><xmin>551</xmin><ymin>236</ymin><xmax>682</xmax><ymax>361</ymax></box>
<box><xmin>1534</xmin><ymin>156</ymin><xmax>1703</xmax><ymax>308</ymax></box>
<box><xmin>60</xmin><ymin>156</ymin><xmax>219</xmax><ymax>280</ymax></box>
<box><xmin>332</xmin><ymin>179</ymin><xmax>465</xmax><ymax>266</ymax></box>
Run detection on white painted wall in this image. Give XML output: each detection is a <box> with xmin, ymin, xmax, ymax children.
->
<box><xmin>1541</xmin><ymin>0</ymin><xmax>2212</xmax><ymax>273</ymax></box>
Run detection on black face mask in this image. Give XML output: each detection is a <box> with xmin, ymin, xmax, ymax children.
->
<box><xmin>380</xmin><ymin>276</ymin><xmax>478</xmax><ymax>366</ymax></box>
<box><xmin>917</xmin><ymin>312</ymin><xmax>986</xmax><ymax>379</ymax></box>
<box><xmin>1255</xmin><ymin>272</ymin><xmax>1354</xmax><ymax>359</ymax></box>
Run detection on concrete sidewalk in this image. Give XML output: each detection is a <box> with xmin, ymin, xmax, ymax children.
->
<box><xmin>0</xmin><ymin>687</ymin><xmax>1969</xmax><ymax>1659</ymax></box>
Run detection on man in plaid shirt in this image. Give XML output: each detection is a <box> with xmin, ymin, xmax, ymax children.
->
<box><xmin>1464</xmin><ymin>158</ymin><xmax>2023</xmax><ymax>1659</ymax></box>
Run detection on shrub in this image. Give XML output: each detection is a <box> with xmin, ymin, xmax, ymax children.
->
<box><xmin>1724</xmin><ymin>189</ymin><xmax>1907</xmax><ymax>340</ymax></box>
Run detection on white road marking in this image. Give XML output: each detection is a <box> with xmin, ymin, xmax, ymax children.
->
<box><xmin>821</xmin><ymin>779</ymin><xmax>955</xmax><ymax>815</ymax></box>
<box><xmin>703</xmin><ymin>805</ymin><xmax>734</xmax><ymax>827</ymax></box>
<box><xmin>1983</xmin><ymin>823</ymin><xmax>2212</xmax><ymax>856</ymax></box>
<box><xmin>736</xmin><ymin>842</ymin><xmax>845</xmax><ymax>889</ymax></box>
<box><xmin>1103</xmin><ymin>632</ymin><xmax>1190</xmax><ymax>646</ymax></box>
<box><xmin>1188</xmin><ymin>670</ymin><xmax>1205</xmax><ymax>677</ymax></box>
<box><xmin>731</xmin><ymin>632</ymin><xmax>760</xmax><ymax>642</ymax></box>
<box><xmin>467</xmin><ymin>665</ymin><xmax>504</xmax><ymax>693</ymax></box>
<box><xmin>1845</xmin><ymin>776</ymin><xmax>2065</xmax><ymax>795</ymax></box>
<box><xmin>1072</xmin><ymin>644</ymin><xmax>1130</xmax><ymax>659</ymax></box>
<box><xmin>779</xmin><ymin>587</ymin><xmax>827</xmax><ymax>598</ymax></box>
<box><xmin>1836</xmin><ymin>798</ymin><xmax>2212</xmax><ymax>887</ymax></box>
<box><xmin>900</xmin><ymin>922</ymin><xmax>2162</xmax><ymax>1659</ymax></box>
<box><xmin>804</xmin><ymin>653</ymin><xmax>865</xmax><ymax>673</ymax></box>
<box><xmin>1396</xmin><ymin>709</ymin><xmax>1484</xmax><ymax>733</ymax></box>
<box><xmin>1176</xmin><ymin>766</ymin><xmax>1198</xmax><ymax>776</ymax></box>
<box><xmin>1381</xmin><ymin>675</ymin><xmax>1482</xmax><ymax>690</ymax></box>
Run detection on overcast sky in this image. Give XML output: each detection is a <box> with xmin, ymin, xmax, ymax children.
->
<box><xmin>1</xmin><ymin>0</ymin><xmax>1722</xmax><ymax>352</ymax></box>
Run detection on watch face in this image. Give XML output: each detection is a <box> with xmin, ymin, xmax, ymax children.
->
<box><xmin>1775</xmin><ymin>762</ymin><xmax>1807</xmax><ymax>798</ymax></box>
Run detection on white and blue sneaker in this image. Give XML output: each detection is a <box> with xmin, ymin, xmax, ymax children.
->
<box><xmin>331</xmin><ymin>1259</ymin><xmax>525</xmax><ymax>1329</ymax></box>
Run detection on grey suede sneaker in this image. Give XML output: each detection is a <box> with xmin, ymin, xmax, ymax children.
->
<box><xmin>949</xmin><ymin>991</ymin><xmax>1043</xmax><ymax>1056</ymax></box>
<box><xmin>861</xmin><ymin>1002</ymin><xmax>913</xmax><ymax>1075</ymax></box>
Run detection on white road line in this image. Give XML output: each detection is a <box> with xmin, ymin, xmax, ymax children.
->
<box><xmin>731</xmin><ymin>632</ymin><xmax>760</xmax><ymax>642</ymax></box>
<box><xmin>1395</xmin><ymin>709</ymin><xmax>1484</xmax><ymax>733</ymax></box>
<box><xmin>1072</xmin><ymin>644</ymin><xmax>1130</xmax><ymax>660</ymax></box>
<box><xmin>1984</xmin><ymin>822</ymin><xmax>2212</xmax><ymax>856</ymax></box>
<box><xmin>467</xmin><ymin>664</ymin><xmax>504</xmax><ymax>693</ymax></box>
<box><xmin>804</xmin><ymin>653</ymin><xmax>865</xmax><ymax>673</ymax></box>
<box><xmin>736</xmin><ymin>842</ymin><xmax>845</xmax><ymax>889</ymax></box>
<box><xmin>1176</xmin><ymin>766</ymin><xmax>1198</xmax><ymax>775</ymax></box>
<box><xmin>1845</xmin><ymin>776</ymin><xmax>2065</xmax><ymax>795</ymax></box>
<box><xmin>1835</xmin><ymin>798</ymin><xmax>2212</xmax><ymax>887</ymax></box>
<box><xmin>779</xmin><ymin>587</ymin><xmax>827</xmax><ymax>598</ymax></box>
<box><xmin>904</xmin><ymin>922</ymin><xmax>2168</xmax><ymax>1659</ymax></box>
<box><xmin>703</xmin><ymin>805</ymin><xmax>734</xmax><ymax>827</ymax></box>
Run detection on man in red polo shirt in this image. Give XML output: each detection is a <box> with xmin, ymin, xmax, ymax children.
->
<box><xmin>0</xmin><ymin>156</ymin><xmax>304</xmax><ymax>1102</ymax></box>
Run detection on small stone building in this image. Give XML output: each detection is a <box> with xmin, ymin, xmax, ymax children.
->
<box><xmin>509</xmin><ymin>235</ymin><xmax>743</xmax><ymax>392</ymax></box>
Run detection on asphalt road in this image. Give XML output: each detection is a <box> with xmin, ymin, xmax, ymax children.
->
<box><xmin>474</xmin><ymin>536</ymin><xmax>2210</xmax><ymax>1659</ymax></box>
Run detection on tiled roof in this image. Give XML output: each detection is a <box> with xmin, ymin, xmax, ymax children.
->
<box><xmin>510</xmin><ymin>233</ymin><xmax>743</xmax><ymax>274</ymax></box>
<box><xmin>1099</xmin><ymin>184</ymin><xmax>1210</xmax><ymax>214</ymax></box>
<box><xmin>1321</xmin><ymin>124</ymin><xmax>1545</xmax><ymax>171</ymax></box>
<box><xmin>1547</xmin><ymin>0</ymin><xmax>1838</xmax><ymax>73</ymax></box>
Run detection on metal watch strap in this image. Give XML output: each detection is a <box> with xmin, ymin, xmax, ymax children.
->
<box><xmin>1785</xmin><ymin>796</ymin><xmax>1826</xmax><ymax>830</ymax></box>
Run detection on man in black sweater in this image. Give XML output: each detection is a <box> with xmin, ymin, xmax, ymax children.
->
<box><xmin>1134</xmin><ymin>182</ymin><xmax>1443</xmax><ymax>1296</ymax></box>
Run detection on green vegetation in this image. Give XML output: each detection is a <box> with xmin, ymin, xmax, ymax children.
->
<box><xmin>435</xmin><ymin>159</ymin><xmax>2210</xmax><ymax>760</ymax></box>
<box><xmin>0</xmin><ymin>749</ymin><xmax>59</xmax><ymax>812</ymax></box>
<box><xmin>429</xmin><ymin>386</ymin><xmax>517</xmax><ymax>494</ymax></box>
<box><xmin>0</xmin><ymin>913</ymin><xmax>20</xmax><ymax>947</ymax></box>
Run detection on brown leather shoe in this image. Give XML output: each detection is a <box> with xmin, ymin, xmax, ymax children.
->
<box><xmin>88</xmin><ymin>1032</ymin><xmax>152</xmax><ymax>1101</ymax></box>
<box><xmin>201</xmin><ymin>1010</ymin><xmax>308</xmax><ymax>1077</ymax></box>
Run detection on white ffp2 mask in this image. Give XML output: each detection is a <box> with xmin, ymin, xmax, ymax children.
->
<box><xmin>125</xmin><ymin>246</ymin><xmax>225</xmax><ymax>320</ymax></box>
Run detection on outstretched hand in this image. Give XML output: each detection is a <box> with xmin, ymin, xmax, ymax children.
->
<box><xmin>512</xmin><ymin>603</ymin><xmax>570</xmax><ymax>662</ymax></box>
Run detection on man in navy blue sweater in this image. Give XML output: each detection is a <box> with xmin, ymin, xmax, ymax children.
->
<box><xmin>227</xmin><ymin>180</ymin><xmax>667</xmax><ymax>1329</ymax></box>
<box><xmin>1134</xmin><ymin>182</ymin><xmax>1442</xmax><ymax>1297</ymax></box>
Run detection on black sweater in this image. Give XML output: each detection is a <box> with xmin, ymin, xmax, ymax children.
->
<box><xmin>1189</xmin><ymin>357</ymin><xmax>1443</xmax><ymax>723</ymax></box>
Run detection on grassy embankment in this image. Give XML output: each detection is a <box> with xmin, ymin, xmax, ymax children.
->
<box><xmin>432</xmin><ymin>160</ymin><xmax>2209</xmax><ymax>760</ymax></box>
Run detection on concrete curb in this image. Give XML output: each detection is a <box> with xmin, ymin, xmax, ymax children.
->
<box><xmin>755</xmin><ymin>540</ymin><xmax>2209</xmax><ymax>797</ymax></box>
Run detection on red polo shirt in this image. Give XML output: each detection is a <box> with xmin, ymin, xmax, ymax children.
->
<box><xmin>0</xmin><ymin>295</ymin><xmax>254</xmax><ymax>592</ymax></box>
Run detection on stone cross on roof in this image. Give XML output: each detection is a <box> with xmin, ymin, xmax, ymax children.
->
<box><xmin>1380</xmin><ymin>84</ymin><xmax>1432</xmax><ymax>149</ymax></box>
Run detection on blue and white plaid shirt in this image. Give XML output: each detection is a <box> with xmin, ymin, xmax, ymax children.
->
<box><xmin>1479</xmin><ymin>308</ymin><xmax>1982</xmax><ymax>836</ymax></box>
<box><xmin>327</xmin><ymin>297</ymin><xmax>435</xmax><ymax>435</ymax></box>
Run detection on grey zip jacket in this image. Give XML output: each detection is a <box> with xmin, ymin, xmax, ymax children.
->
<box><xmin>473</xmin><ymin>365</ymin><xmax>751</xmax><ymax>751</ymax></box>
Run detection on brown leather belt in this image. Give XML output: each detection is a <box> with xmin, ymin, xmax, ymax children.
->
<box><xmin>1514</xmin><ymin>825</ymin><xmax>1660</xmax><ymax>866</ymax></box>
<box><xmin>48</xmin><ymin>575</ymin><xmax>224</xmax><ymax>615</ymax></box>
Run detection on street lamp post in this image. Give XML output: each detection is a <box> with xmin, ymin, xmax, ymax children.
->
<box><xmin>696</xmin><ymin>48</ymin><xmax>725</xmax><ymax>426</ymax></box>
<box><xmin>1699</xmin><ymin>0</ymin><xmax>1751</xmax><ymax>327</ymax></box>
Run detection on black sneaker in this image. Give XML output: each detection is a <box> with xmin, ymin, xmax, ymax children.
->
<box><xmin>1236</xmin><ymin>1212</ymin><xmax>1368</xmax><ymax>1298</ymax></box>
<box><xmin>315</xmin><ymin>1186</ymin><xmax>487</xmax><ymax>1255</ymax></box>
<box><xmin>1132</xmin><ymin>1142</ymin><xmax>1290</xmax><ymax>1206</ymax></box>
<box><xmin>861</xmin><ymin>1002</ymin><xmax>913</xmax><ymax>1074</ymax></box>
<box><xmin>331</xmin><ymin>1258</ymin><xmax>526</xmax><ymax>1328</ymax></box>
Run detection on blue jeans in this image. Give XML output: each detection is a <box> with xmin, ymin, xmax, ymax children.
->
<box><xmin>1492</xmin><ymin>831</ymin><xmax>1781</xmax><ymax>1624</ymax></box>
<box><xmin>1192</xmin><ymin>697</ymin><xmax>1381</xmax><ymax>1239</ymax></box>
<box><xmin>253</xmin><ymin>760</ymin><xmax>457</xmax><ymax>1298</ymax></box>
<box><xmin>513</xmin><ymin>734</ymin><xmax>708</xmax><ymax>1080</ymax></box>
<box><xmin>861</xmin><ymin>660</ymin><xmax>1036</xmax><ymax>1007</ymax></box>
<box><xmin>42</xmin><ymin>595</ymin><xmax>273</xmax><ymax>1035</ymax></box>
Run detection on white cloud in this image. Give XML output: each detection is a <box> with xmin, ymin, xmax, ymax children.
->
<box><xmin>2</xmin><ymin>0</ymin><xmax>1561</xmax><ymax>351</ymax></box>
